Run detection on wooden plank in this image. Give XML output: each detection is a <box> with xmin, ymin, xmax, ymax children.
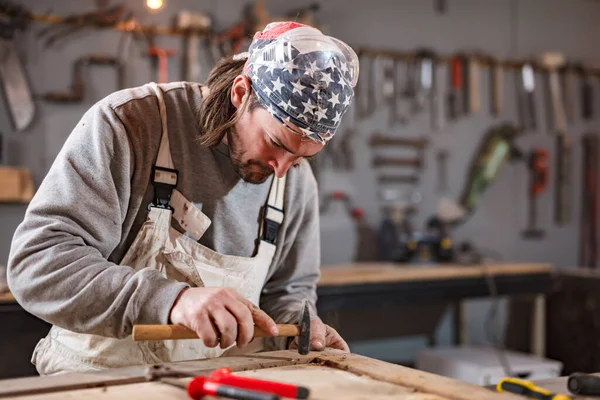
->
<box><xmin>0</xmin><ymin>352</ymin><xmax>311</xmax><ymax>398</ymax></box>
<box><xmin>313</xmin><ymin>352</ymin><xmax>521</xmax><ymax>400</ymax></box>
<box><xmin>0</xmin><ymin>351</ymin><xmax>522</xmax><ymax>399</ymax></box>
<box><xmin>319</xmin><ymin>263</ymin><xmax>553</xmax><ymax>286</ymax></box>
<box><xmin>18</xmin><ymin>366</ymin><xmax>451</xmax><ymax>400</ymax></box>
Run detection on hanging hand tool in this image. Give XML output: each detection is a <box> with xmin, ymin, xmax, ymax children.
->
<box><xmin>40</xmin><ymin>54</ymin><xmax>124</xmax><ymax>103</ymax></box>
<box><xmin>389</xmin><ymin>59</ymin><xmax>408</xmax><ymax>125</ymax></box>
<box><xmin>447</xmin><ymin>56</ymin><xmax>462</xmax><ymax>120</ymax></box>
<box><xmin>464</xmin><ymin>53</ymin><xmax>481</xmax><ymax>113</ymax></box>
<box><xmin>373</xmin><ymin>156</ymin><xmax>422</xmax><ymax>169</ymax></box>
<box><xmin>413</xmin><ymin>49</ymin><xmax>436</xmax><ymax>114</ymax></box>
<box><xmin>176</xmin><ymin>10</ymin><xmax>212</xmax><ymax>83</ymax></box>
<box><xmin>522</xmin><ymin>148</ymin><xmax>549</xmax><ymax>239</ymax></box>
<box><xmin>133</xmin><ymin>300</ymin><xmax>312</xmax><ymax>355</ymax></box>
<box><xmin>429</xmin><ymin>51</ymin><xmax>442</xmax><ymax>131</ymax></box>
<box><xmin>490</xmin><ymin>56</ymin><xmax>503</xmax><ymax>117</ymax></box>
<box><xmin>383</xmin><ymin>58</ymin><xmax>406</xmax><ymax>126</ymax></box>
<box><xmin>337</xmin><ymin>128</ymin><xmax>358</xmax><ymax>170</ymax></box>
<box><xmin>355</xmin><ymin>55</ymin><xmax>376</xmax><ymax>119</ymax></box>
<box><xmin>148</xmin><ymin>46</ymin><xmax>176</xmax><ymax>84</ymax></box>
<box><xmin>0</xmin><ymin>5</ymin><xmax>34</xmax><ymax>132</ymax></box>
<box><xmin>576</xmin><ymin>64</ymin><xmax>594</xmax><ymax>121</ymax></box>
<box><xmin>436</xmin><ymin>149</ymin><xmax>449</xmax><ymax>194</ymax></box>
<box><xmin>369</xmin><ymin>132</ymin><xmax>428</xmax><ymax>171</ymax></box>
<box><xmin>369</xmin><ymin>133</ymin><xmax>429</xmax><ymax>148</ymax></box>
<box><xmin>579</xmin><ymin>134</ymin><xmax>598</xmax><ymax>268</ymax></box>
<box><xmin>497</xmin><ymin>377</ymin><xmax>572</xmax><ymax>399</ymax></box>
<box><xmin>560</xmin><ymin>63</ymin><xmax>576</xmax><ymax>125</ymax></box>
<box><xmin>210</xmin><ymin>368</ymin><xmax>310</xmax><ymax>400</ymax></box>
<box><xmin>378</xmin><ymin>174</ymin><xmax>419</xmax><ymax>185</ymax></box>
<box><xmin>37</xmin><ymin>4</ymin><xmax>127</xmax><ymax>48</ymax></box>
<box><xmin>518</xmin><ymin>62</ymin><xmax>537</xmax><ymax>131</ymax></box>
<box><xmin>568</xmin><ymin>373</ymin><xmax>600</xmax><ymax>396</ymax></box>
<box><xmin>319</xmin><ymin>191</ymin><xmax>364</xmax><ymax>221</ymax></box>
<box><xmin>540</xmin><ymin>52</ymin><xmax>571</xmax><ymax>226</ymax></box>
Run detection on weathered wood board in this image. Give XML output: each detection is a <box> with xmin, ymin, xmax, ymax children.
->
<box><xmin>0</xmin><ymin>350</ymin><xmax>522</xmax><ymax>400</ymax></box>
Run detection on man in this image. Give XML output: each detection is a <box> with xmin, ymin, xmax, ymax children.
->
<box><xmin>7</xmin><ymin>21</ymin><xmax>358</xmax><ymax>375</ymax></box>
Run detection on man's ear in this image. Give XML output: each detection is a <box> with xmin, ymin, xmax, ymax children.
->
<box><xmin>231</xmin><ymin>75</ymin><xmax>251</xmax><ymax>109</ymax></box>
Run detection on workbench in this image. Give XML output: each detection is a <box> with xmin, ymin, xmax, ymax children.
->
<box><xmin>0</xmin><ymin>262</ymin><xmax>553</xmax><ymax>379</ymax></box>
<box><xmin>317</xmin><ymin>262</ymin><xmax>553</xmax><ymax>358</ymax></box>
<box><xmin>0</xmin><ymin>349</ymin><xmax>523</xmax><ymax>399</ymax></box>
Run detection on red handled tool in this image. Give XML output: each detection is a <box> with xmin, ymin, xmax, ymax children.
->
<box><xmin>448</xmin><ymin>56</ymin><xmax>462</xmax><ymax>120</ymax></box>
<box><xmin>209</xmin><ymin>368</ymin><xmax>310</xmax><ymax>399</ymax></box>
<box><xmin>161</xmin><ymin>376</ymin><xmax>280</xmax><ymax>400</ymax></box>
<box><xmin>522</xmin><ymin>148</ymin><xmax>549</xmax><ymax>239</ymax></box>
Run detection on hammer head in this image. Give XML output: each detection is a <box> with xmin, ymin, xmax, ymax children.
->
<box><xmin>297</xmin><ymin>300</ymin><xmax>311</xmax><ymax>355</ymax></box>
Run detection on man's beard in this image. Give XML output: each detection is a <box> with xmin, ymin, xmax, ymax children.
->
<box><xmin>227</xmin><ymin>130</ymin><xmax>274</xmax><ymax>184</ymax></box>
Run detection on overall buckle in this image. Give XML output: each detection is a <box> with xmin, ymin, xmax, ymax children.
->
<box><xmin>148</xmin><ymin>166</ymin><xmax>178</xmax><ymax>211</ymax></box>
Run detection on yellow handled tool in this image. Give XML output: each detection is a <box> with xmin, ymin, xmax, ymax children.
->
<box><xmin>497</xmin><ymin>378</ymin><xmax>571</xmax><ymax>400</ymax></box>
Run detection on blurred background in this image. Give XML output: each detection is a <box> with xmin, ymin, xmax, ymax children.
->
<box><xmin>0</xmin><ymin>0</ymin><xmax>599</xmax><ymax>389</ymax></box>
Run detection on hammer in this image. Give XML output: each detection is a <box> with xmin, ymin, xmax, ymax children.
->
<box><xmin>132</xmin><ymin>301</ymin><xmax>312</xmax><ymax>355</ymax></box>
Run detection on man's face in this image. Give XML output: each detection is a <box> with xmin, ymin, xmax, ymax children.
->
<box><xmin>228</xmin><ymin>78</ymin><xmax>325</xmax><ymax>184</ymax></box>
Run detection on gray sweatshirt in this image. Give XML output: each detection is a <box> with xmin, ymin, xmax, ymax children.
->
<box><xmin>7</xmin><ymin>82</ymin><xmax>321</xmax><ymax>342</ymax></box>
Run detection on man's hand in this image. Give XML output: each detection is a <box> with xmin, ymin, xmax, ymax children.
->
<box><xmin>169</xmin><ymin>287</ymin><xmax>279</xmax><ymax>349</ymax></box>
<box><xmin>289</xmin><ymin>317</ymin><xmax>349</xmax><ymax>353</ymax></box>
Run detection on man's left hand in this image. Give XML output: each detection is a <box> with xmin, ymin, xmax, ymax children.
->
<box><xmin>289</xmin><ymin>317</ymin><xmax>349</xmax><ymax>353</ymax></box>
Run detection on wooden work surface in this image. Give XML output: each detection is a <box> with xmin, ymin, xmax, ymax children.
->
<box><xmin>0</xmin><ymin>263</ymin><xmax>552</xmax><ymax>305</ymax></box>
<box><xmin>0</xmin><ymin>291</ymin><xmax>15</xmax><ymax>304</ymax></box>
<box><xmin>318</xmin><ymin>262</ymin><xmax>553</xmax><ymax>286</ymax></box>
<box><xmin>0</xmin><ymin>350</ymin><xmax>522</xmax><ymax>400</ymax></box>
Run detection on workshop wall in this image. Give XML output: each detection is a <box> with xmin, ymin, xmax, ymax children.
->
<box><xmin>0</xmin><ymin>0</ymin><xmax>598</xmax><ymax>362</ymax></box>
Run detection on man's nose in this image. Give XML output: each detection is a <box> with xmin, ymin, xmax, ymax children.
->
<box><xmin>268</xmin><ymin>157</ymin><xmax>294</xmax><ymax>178</ymax></box>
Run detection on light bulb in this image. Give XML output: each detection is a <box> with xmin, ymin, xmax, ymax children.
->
<box><xmin>146</xmin><ymin>0</ymin><xmax>164</xmax><ymax>10</ymax></box>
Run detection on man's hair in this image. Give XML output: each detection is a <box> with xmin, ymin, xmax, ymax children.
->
<box><xmin>198</xmin><ymin>56</ymin><xmax>263</xmax><ymax>147</ymax></box>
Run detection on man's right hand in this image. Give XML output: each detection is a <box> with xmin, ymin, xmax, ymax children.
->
<box><xmin>169</xmin><ymin>287</ymin><xmax>279</xmax><ymax>349</ymax></box>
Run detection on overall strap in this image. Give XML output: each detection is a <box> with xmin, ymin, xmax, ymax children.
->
<box><xmin>259</xmin><ymin>175</ymin><xmax>286</xmax><ymax>245</ymax></box>
<box><xmin>148</xmin><ymin>82</ymin><xmax>178</xmax><ymax>210</ymax></box>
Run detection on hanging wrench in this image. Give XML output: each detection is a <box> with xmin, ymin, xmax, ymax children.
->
<box><xmin>540</xmin><ymin>52</ymin><xmax>571</xmax><ymax>225</ymax></box>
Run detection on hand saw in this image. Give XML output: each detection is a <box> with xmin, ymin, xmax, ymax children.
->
<box><xmin>0</xmin><ymin>21</ymin><xmax>34</xmax><ymax>132</ymax></box>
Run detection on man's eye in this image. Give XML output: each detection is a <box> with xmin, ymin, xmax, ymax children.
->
<box><xmin>268</xmin><ymin>137</ymin><xmax>281</xmax><ymax>148</ymax></box>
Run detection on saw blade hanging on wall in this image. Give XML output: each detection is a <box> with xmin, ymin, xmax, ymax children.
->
<box><xmin>0</xmin><ymin>18</ymin><xmax>34</xmax><ymax>132</ymax></box>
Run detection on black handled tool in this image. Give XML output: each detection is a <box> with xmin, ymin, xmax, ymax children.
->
<box><xmin>568</xmin><ymin>373</ymin><xmax>600</xmax><ymax>396</ymax></box>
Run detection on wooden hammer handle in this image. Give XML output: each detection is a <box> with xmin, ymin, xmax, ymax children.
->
<box><xmin>132</xmin><ymin>324</ymin><xmax>300</xmax><ymax>341</ymax></box>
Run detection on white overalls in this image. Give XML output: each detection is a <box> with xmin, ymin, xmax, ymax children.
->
<box><xmin>32</xmin><ymin>83</ymin><xmax>286</xmax><ymax>375</ymax></box>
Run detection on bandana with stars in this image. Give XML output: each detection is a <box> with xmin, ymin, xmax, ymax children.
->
<box><xmin>243</xmin><ymin>22</ymin><xmax>355</xmax><ymax>144</ymax></box>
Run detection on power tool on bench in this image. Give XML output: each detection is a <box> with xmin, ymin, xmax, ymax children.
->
<box><xmin>378</xmin><ymin>123</ymin><xmax>523</xmax><ymax>264</ymax></box>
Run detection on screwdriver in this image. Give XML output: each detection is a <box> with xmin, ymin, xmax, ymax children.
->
<box><xmin>497</xmin><ymin>377</ymin><xmax>572</xmax><ymax>399</ymax></box>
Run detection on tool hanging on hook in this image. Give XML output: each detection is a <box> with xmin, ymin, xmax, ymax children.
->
<box><xmin>40</xmin><ymin>54</ymin><xmax>125</xmax><ymax>103</ymax></box>
<box><xmin>522</xmin><ymin>148</ymin><xmax>549</xmax><ymax>239</ymax></box>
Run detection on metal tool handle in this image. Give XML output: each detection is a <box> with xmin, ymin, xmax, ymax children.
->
<box><xmin>555</xmin><ymin>134</ymin><xmax>572</xmax><ymax>225</ymax></box>
<box><xmin>491</xmin><ymin>62</ymin><xmax>503</xmax><ymax>116</ymax></box>
<box><xmin>132</xmin><ymin>324</ymin><xmax>299</xmax><ymax>341</ymax></box>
